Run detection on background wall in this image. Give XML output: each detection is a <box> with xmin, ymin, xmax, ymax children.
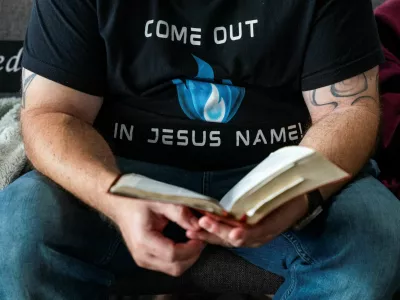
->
<box><xmin>0</xmin><ymin>0</ymin><xmax>32</xmax><ymax>40</ymax></box>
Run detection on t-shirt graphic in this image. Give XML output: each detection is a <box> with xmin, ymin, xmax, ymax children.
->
<box><xmin>173</xmin><ymin>55</ymin><xmax>245</xmax><ymax>123</ymax></box>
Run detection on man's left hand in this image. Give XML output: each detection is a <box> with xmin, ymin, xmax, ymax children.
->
<box><xmin>187</xmin><ymin>195</ymin><xmax>308</xmax><ymax>248</ymax></box>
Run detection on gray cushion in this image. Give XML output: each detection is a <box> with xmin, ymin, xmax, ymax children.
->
<box><xmin>111</xmin><ymin>246</ymin><xmax>283</xmax><ymax>295</ymax></box>
<box><xmin>372</xmin><ymin>0</ymin><xmax>386</xmax><ymax>9</ymax></box>
<box><xmin>0</xmin><ymin>0</ymin><xmax>32</xmax><ymax>40</ymax></box>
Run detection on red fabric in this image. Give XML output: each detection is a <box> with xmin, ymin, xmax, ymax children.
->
<box><xmin>374</xmin><ymin>0</ymin><xmax>400</xmax><ymax>198</ymax></box>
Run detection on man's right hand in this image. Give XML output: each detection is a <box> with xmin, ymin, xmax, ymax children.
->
<box><xmin>111</xmin><ymin>199</ymin><xmax>206</xmax><ymax>277</ymax></box>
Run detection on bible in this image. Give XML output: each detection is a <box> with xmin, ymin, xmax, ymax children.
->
<box><xmin>109</xmin><ymin>146</ymin><xmax>350</xmax><ymax>224</ymax></box>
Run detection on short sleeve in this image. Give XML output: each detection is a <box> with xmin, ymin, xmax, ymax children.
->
<box><xmin>301</xmin><ymin>0</ymin><xmax>384</xmax><ymax>91</ymax></box>
<box><xmin>22</xmin><ymin>0</ymin><xmax>106</xmax><ymax>96</ymax></box>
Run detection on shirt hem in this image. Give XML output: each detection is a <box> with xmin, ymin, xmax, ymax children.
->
<box><xmin>22</xmin><ymin>51</ymin><xmax>105</xmax><ymax>97</ymax></box>
<box><xmin>301</xmin><ymin>48</ymin><xmax>385</xmax><ymax>91</ymax></box>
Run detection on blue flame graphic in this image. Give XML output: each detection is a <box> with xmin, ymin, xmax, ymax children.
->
<box><xmin>172</xmin><ymin>55</ymin><xmax>246</xmax><ymax>123</ymax></box>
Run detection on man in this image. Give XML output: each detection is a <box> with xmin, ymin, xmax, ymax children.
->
<box><xmin>0</xmin><ymin>0</ymin><xmax>399</xmax><ymax>299</ymax></box>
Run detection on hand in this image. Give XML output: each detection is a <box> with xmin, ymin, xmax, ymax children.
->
<box><xmin>112</xmin><ymin>198</ymin><xmax>205</xmax><ymax>277</ymax></box>
<box><xmin>187</xmin><ymin>195</ymin><xmax>308</xmax><ymax>248</ymax></box>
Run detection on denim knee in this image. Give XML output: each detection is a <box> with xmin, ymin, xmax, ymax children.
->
<box><xmin>342</xmin><ymin>214</ymin><xmax>400</xmax><ymax>299</ymax></box>
<box><xmin>0</xmin><ymin>172</ymin><xmax>116</xmax><ymax>299</ymax></box>
<box><xmin>325</xmin><ymin>176</ymin><xmax>400</xmax><ymax>297</ymax></box>
<box><xmin>0</xmin><ymin>172</ymin><xmax>66</xmax><ymax>276</ymax></box>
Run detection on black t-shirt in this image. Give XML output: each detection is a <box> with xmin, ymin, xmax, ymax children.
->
<box><xmin>23</xmin><ymin>0</ymin><xmax>384</xmax><ymax>170</ymax></box>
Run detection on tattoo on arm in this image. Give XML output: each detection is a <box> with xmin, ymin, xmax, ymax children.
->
<box><xmin>310</xmin><ymin>71</ymin><xmax>378</xmax><ymax>109</ymax></box>
<box><xmin>22</xmin><ymin>68</ymin><xmax>37</xmax><ymax>108</ymax></box>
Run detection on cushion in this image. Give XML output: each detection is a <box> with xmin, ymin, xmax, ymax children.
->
<box><xmin>111</xmin><ymin>246</ymin><xmax>283</xmax><ymax>296</ymax></box>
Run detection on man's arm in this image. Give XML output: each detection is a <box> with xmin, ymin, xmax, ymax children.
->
<box><xmin>21</xmin><ymin>69</ymin><xmax>204</xmax><ymax>276</ymax></box>
<box><xmin>301</xmin><ymin>66</ymin><xmax>380</xmax><ymax>200</ymax></box>
<box><xmin>21</xmin><ymin>68</ymin><xmax>122</xmax><ymax>219</ymax></box>
<box><xmin>190</xmin><ymin>67</ymin><xmax>381</xmax><ymax>248</ymax></box>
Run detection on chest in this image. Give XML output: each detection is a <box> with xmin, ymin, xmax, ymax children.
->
<box><xmin>97</xmin><ymin>0</ymin><xmax>316</xmax><ymax>93</ymax></box>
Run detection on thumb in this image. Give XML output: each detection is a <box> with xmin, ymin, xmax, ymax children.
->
<box><xmin>156</xmin><ymin>204</ymin><xmax>200</xmax><ymax>231</ymax></box>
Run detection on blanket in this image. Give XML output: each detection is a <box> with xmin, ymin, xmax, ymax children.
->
<box><xmin>374</xmin><ymin>0</ymin><xmax>400</xmax><ymax>199</ymax></box>
<box><xmin>0</xmin><ymin>97</ymin><xmax>26</xmax><ymax>190</ymax></box>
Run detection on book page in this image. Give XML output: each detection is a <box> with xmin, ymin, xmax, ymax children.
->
<box><xmin>219</xmin><ymin>146</ymin><xmax>315</xmax><ymax>211</ymax></box>
<box><xmin>244</xmin><ymin>152</ymin><xmax>350</xmax><ymax>224</ymax></box>
<box><xmin>111</xmin><ymin>174</ymin><xmax>212</xmax><ymax>200</ymax></box>
<box><xmin>245</xmin><ymin>176</ymin><xmax>305</xmax><ymax>217</ymax></box>
<box><xmin>109</xmin><ymin>174</ymin><xmax>224</xmax><ymax>214</ymax></box>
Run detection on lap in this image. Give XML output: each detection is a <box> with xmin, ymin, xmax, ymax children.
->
<box><xmin>0</xmin><ymin>158</ymin><xmax>205</xmax><ymax>276</ymax></box>
<box><xmin>291</xmin><ymin>161</ymin><xmax>400</xmax><ymax>264</ymax></box>
<box><xmin>0</xmin><ymin>170</ymin><xmax>119</xmax><ymax>279</ymax></box>
<box><xmin>230</xmin><ymin>161</ymin><xmax>400</xmax><ymax>297</ymax></box>
<box><xmin>1</xmin><ymin>158</ymin><xmax>399</xmax><ymax>298</ymax></box>
<box><xmin>2</xmin><ymin>160</ymin><xmax>397</xmax><ymax>269</ymax></box>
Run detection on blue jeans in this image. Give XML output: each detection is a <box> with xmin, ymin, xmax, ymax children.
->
<box><xmin>0</xmin><ymin>158</ymin><xmax>399</xmax><ymax>299</ymax></box>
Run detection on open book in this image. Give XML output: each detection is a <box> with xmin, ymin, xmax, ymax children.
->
<box><xmin>109</xmin><ymin>146</ymin><xmax>350</xmax><ymax>225</ymax></box>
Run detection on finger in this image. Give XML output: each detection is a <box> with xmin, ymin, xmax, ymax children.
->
<box><xmin>199</xmin><ymin>216</ymin><xmax>233</xmax><ymax>240</ymax></box>
<box><xmin>187</xmin><ymin>230</ymin><xmax>232</xmax><ymax>247</ymax></box>
<box><xmin>243</xmin><ymin>195</ymin><xmax>308</xmax><ymax>243</ymax></box>
<box><xmin>136</xmin><ymin>250</ymin><xmax>202</xmax><ymax>277</ymax></box>
<box><xmin>198</xmin><ymin>216</ymin><xmax>248</xmax><ymax>247</ymax></box>
<box><xmin>157</xmin><ymin>204</ymin><xmax>200</xmax><ymax>231</ymax></box>
<box><xmin>172</xmin><ymin>239</ymin><xmax>206</xmax><ymax>261</ymax></box>
<box><xmin>145</xmin><ymin>230</ymin><xmax>205</xmax><ymax>262</ymax></box>
<box><xmin>203</xmin><ymin>212</ymin><xmax>246</xmax><ymax>227</ymax></box>
<box><xmin>188</xmin><ymin>227</ymin><xmax>265</xmax><ymax>248</ymax></box>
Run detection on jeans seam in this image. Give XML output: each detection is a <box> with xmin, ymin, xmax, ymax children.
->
<box><xmin>281</xmin><ymin>263</ymin><xmax>297</xmax><ymax>300</ymax></box>
<box><xmin>282</xmin><ymin>232</ymin><xmax>316</xmax><ymax>265</ymax></box>
<box><xmin>96</xmin><ymin>233</ymin><xmax>122</xmax><ymax>268</ymax></box>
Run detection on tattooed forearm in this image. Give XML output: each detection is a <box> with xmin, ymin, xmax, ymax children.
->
<box><xmin>350</xmin><ymin>95</ymin><xmax>377</xmax><ymax>105</ymax></box>
<box><xmin>311</xmin><ymin>89</ymin><xmax>339</xmax><ymax>109</ymax></box>
<box><xmin>309</xmin><ymin>70</ymin><xmax>378</xmax><ymax>110</ymax></box>
<box><xmin>22</xmin><ymin>68</ymin><xmax>37</xmax><ymax>108</ymax></box>
<box><xmin>330</xmin><ymin>73</ymin><xmax>368</xmax><ymax>98</ymax></box>
<box><xmin>311</xmin><ymin>89</ymin><xmax>376</xmax><ymax>109</ymax></box>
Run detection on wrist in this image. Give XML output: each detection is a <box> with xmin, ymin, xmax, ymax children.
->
<box><xmin>91</xmin><ymin>170</ymin><xmax>126</xmax><ymax>221</ymax></box>
<box><xmin>92</xmin><ymin>167</ymin><xmax>121</xmax><ymax>195</ymax></box>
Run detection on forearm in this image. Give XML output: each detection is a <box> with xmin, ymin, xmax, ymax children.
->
<box><xmin>21</xmin><ymin>111</ymin><xmax>122</xmax><ymax>218</ymax></box>
<box><xmin>301</xmin><ymin>66</ymin><xmax>380</xmax><ymax>200</ymax></box>
<box><xmin>300</xmin><ymin>107</ymin><xmax>379</xmax><ymax>199</ymax></box>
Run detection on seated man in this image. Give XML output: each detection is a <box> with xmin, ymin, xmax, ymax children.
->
<box><xmin>1</xmin><ymin>0</ymin><xmax>399</xmax><ymax>299</ymax></box>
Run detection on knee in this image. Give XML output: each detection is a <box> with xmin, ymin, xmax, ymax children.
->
<box><xmin>0</xmin><ymin>172</ymin><xmax>60</xmax><ymax>270</ymax></box>
<box><xmin>317</xmin><ymin>177</ymin><xmax>400</xmax><ymax>293</ymax></box>
<box><xmin>319</xmin><ymin>212</ymin><xmax>400</xmax><ymax>299</ymax></box>
<box><xmin>333</xmin><ymin>184</ymin><xmax>400</xmax><ymax>295</ymax></box>
<box><xmin>347</xmin><ymin>188</ymin><xmax>400</xmax><ymax>266</ymax></box>
<box><xmin>360</xmin><ymin>212</ymin><xmax>400</xmax><ymax>284</ymax></box>
<box><xmin>332</xmin><ymin>175</ymin><xmax>400</xmax><ymax>252</ymax></box>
